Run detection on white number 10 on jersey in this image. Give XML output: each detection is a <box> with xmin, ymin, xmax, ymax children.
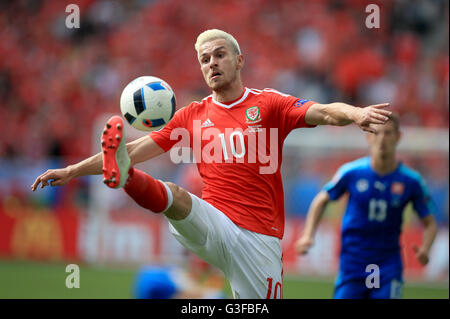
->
<box><xmin>218</xmin><ymin>132</ymin><xmax>246</xmax><ymax>160</ymax></box>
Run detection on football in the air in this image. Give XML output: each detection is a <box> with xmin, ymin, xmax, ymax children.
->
<box><xmin>120</xmin><ymin>76</ymin><xmax>176</xmax><ymax>131</ymax></box>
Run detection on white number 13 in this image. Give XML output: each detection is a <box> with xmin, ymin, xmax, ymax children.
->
<box><xmin>368</xmin><ymin>199</ymin><xmax>387</xmax><ymax>222</ymax></box>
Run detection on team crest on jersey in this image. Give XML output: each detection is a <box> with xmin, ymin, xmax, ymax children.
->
<box><xmin>246</xmin><ymin>106</ymin><xmax>262</xmax><ymax>124</ymax></box>
<box><xmin>356</xmin><ymin>179</ymin><xmax>369</xmax><ymax>192</ymax></box>
<box><xmin>391</xmin><ymin>182</ymin><xmax>404</xmax><ymax>195</ymax></box>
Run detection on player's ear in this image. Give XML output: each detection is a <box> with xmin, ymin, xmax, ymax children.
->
<box><xmin>395</xmin><ymin>130</ymin><xmax>402</xmax><ymax>144</ymax></box>
<box><xmin>236</xmin><ymin>54</ymin><xmax>244</xmax><ymax>70</ymax></box>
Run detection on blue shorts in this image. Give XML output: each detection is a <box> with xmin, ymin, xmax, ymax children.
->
<box><xmin>335</xmin><ymin>251</ymin><xmax>403</xmax><ymax>299</ymax></box>
<box><xmin>334</xmin><ymin>277</ymin><xmax>403</xmax><ymax>299</ymax></box>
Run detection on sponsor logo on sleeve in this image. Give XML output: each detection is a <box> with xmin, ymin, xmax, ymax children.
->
<box><xmin>294</xmin><ymin>99</ymin><xmax>310</xmax><ymax>107</ymax></box>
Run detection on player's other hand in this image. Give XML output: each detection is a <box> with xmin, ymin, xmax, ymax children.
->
<box><xmin>31</xmin><ymin>167</ymin><xmax>72</xmax><ymax>191</ymax></box>
<box><xmin>413</xmin><ymin>245</ymin><xmax>430</xmax><ymax>266</ymax></box>
<box><xmin>295</xmin><ymin>236</ymin><xmax>314</xmax><ymax>255</ymax></box>
<box><xmin>354</xmin><ymin>103</ymin><xmax>391</xmax><ymax>134</ymax></box>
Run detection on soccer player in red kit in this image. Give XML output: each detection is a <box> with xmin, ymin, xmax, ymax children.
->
<box><xmin>32</xmin><ymin>29</ymin><xmax>391</xmax><ymax>298</ymax></box>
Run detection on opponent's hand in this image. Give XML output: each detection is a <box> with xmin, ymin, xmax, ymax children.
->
<box><xmin>31</xmin><ymin>167</ymin><xmax>72</xmax><ymax>191</ymax></box>
<box><xmin>295</xmin><ymin>236</ymin><xmax>314</xmax><ymax>255</ymax></box>
<box><xmin>413</xmin><ymin>245</ymin><xmax>430</xmax><ymax>266</ymax></box>
<box><xmin>354</xmin><ymin>103</ymin><xmax>391</xmax><ymax>134</ymax></box>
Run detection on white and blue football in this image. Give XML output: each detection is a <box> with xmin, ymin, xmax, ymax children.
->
<box><xmin>120</xmin><ymin>76</ymin><xmax>176</xmax><ymax>132</ymax></box>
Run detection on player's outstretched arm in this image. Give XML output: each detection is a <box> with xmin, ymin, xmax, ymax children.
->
<box><xmin>31</xmin><ymin>135</ymin><xmax>164</xmax><ymax>191</ymax></box>
<box><xmin>305</xmin><ymin>102</ymin><xmax>392</xmax><ymax>133</ymax></box>
<box><xmin>413</xmin><ymin>214</ymin><xmax>438</xmax><ymax>266</ymax></box>
<box><xmin>295</xmin><ymin>191</ymin><xmax>331</xmax><ymax>255</ymax></box>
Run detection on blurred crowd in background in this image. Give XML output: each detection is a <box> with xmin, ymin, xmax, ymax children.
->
<box><xmin>0</xmin><ymin>0</ymin><xmax>448</xmax><ymax>223</ymax></box>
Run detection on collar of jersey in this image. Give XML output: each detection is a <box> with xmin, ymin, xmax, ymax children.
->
<box><xmin>211</xmin><ymin>87</ymin><xmax>250</xmax><ymax>109</ymax></box>
<box><xmin>369</xmin><ymin>156</ymin><xmax>402</xmax><ymax>178</ymax></box>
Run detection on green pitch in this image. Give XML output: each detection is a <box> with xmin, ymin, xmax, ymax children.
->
<box><xmin>0</xmin><ymin>259</ymin><xmax>447</xmax><ymax>299</ymax></box>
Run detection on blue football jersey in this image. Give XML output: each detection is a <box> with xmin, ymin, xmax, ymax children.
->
<box><xmin>323</xmin><ymin>157</ymin><xmax>434</xmax><ymax>281</ymax></box>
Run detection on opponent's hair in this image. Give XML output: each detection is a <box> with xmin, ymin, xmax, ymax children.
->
<box><xmin>195</xmin><ymin>29</ymin><xmax>241</xmax><ymax>56</ymax></box>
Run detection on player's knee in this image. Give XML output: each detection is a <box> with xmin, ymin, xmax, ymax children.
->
<box><xmin>166</xmin><ymin>182</ymin><xmax>185</xmax><ymax>200</ymax></box>
<box><xmin>164</xmin><ymin>182</ymin><xmax>192</xmax><ymax>220</ymax></box>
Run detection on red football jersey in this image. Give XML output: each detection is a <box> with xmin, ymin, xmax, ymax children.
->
<box><xmin>150</xmin><ymin>87</ymin><xmax>316</xmax><ymax>239</ymax></box>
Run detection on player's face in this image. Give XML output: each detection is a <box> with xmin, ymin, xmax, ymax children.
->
<box><xmin>367</xmin><ymin>121</ymin><xmax>400</xmax><ymax>159</ymax></box>
<box><xmin>198</xmin><ymin>39</ymin><xmax>243</xmax><ymax>91</ymax></box>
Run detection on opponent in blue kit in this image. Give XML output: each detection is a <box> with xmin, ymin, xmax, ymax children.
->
<box><xmin>295</xmin><ymin>114</ymin><xmax>438</xmax><ymax>298</ymax></box>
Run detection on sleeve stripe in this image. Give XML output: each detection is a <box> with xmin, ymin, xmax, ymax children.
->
<box><xmin>262</xmin><ymin>88</ymin><xmax>291</xmax><ymax>97</ymax></box>
<box><xmin>399</xmin><ymin>165</ymin><xmax>435</xmax><ymax>215</ymax></box>
<box><xmin>248</xmin><ymin>88</ymin><xmax>292</xmax><ymax>97</ymax></box>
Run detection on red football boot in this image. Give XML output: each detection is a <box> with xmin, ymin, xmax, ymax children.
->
<box><xmin>101</xmin><ymin>115</ymin><xmax>131</xmax><ymax>189</ymax></box>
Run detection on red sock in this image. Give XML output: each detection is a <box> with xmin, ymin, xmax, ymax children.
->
<box><xmin>123</xmin><ymin>167</ymin><xmax>169</xmax><ymax>213</ymax></box>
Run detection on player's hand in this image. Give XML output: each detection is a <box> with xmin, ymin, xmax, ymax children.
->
<box><xmin>295</xmin><ymin>236</ymin><xmax>314</xmax><ymax>255</ymax></box>
<box><xmin>413</xmin><ymin>245</ymin><xmax>430</xmax><ymax>266</ymax></box>
<box><xmin>31</xmin><ymin>167</ymin><xmax>72</xmax><ymax>191</ymax></box>
<box><xmin>354</xmin><ymin>103</ymin><xmax>391</xmax><ymax>134</ymax></box>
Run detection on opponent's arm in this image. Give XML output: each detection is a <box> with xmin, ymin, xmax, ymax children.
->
<box><xmin>31</xmin><ymin>135</ymin><xmax>164</xmax><ymax>191</ymax></box>
<box><xmin>305</xmin><ymin>102</ymin><xmax>391</xmax><ymax>133</ymax></box>
<box><xmin>413</xmin><ymin>214</ymin><xmax>438</xmax><ymax>265</ymax></box>
<box><xmin>295</xmin><ymin>191</ymin><xmax>331</xmax><ymax>255</ymax></box>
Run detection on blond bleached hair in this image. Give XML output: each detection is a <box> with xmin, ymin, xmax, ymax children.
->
<box><xmin>195</xmin><ymin>29</ymin><xmax>241</xmax><ymax>56</ymax></box>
